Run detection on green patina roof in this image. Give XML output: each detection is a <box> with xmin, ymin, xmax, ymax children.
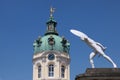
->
<box><xmin>47</xmin><ymin>17</ymin><xmax>57</xmax><ymax>24</ymax></box>
<box><xmin>33</xmin><ymin>35</ymin><xmax>70</xmax><ymax>54</ymax></box>
<box><xmin>33</xmin><ymin>10</ymin><xmax>70</xmax><ymax>54</ymax></box>
<box><xmin>33</xmin><ymin>8</ymin><xmax>70</xmax><ymax>54</ymax></box>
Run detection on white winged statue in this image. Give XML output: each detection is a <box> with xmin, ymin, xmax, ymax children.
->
<box><xmin>70</xmin><ymin>29</ymin><xmax>117</xmax><ymax>68</ymax></box>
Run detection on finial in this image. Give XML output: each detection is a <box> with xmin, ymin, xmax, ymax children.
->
<box><xmin>50</xmin><ymin>7</ymin><xmax>55</xmax><ymax>17</ymax></box>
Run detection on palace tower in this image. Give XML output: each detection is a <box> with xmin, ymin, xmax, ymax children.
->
<box><xmin>32</xmin><ymin>7</ymin><xmax>70</xmax><ymax>80</ymax></box>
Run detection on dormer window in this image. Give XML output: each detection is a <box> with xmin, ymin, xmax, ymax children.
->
<box><xmin>48</xmin><ymin>36</ymin><xmax>55</xmax><ymax>45</ymax></box>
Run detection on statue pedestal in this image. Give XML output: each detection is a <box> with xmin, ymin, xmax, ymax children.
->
<box><xmin>75</xmin><ymin>68</ymin><xmax>120</xmax><ymax>80</ymax></box>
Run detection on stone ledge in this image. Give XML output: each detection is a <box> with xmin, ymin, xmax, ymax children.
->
<box><xmin>75</xmin><ymin>68</ymin><xmax>120</xmax><ymax>80</ymax></box>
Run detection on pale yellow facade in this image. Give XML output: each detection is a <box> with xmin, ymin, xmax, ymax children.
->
<box><xmin>33</xmin><ymin>51</ymin><xmax>70</xmax><ymax>80</ymax></box>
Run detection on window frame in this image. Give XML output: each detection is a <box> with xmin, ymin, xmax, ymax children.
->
<box><xmin>61</xmin><ymin>65</ymin><xmax>65</xmax><ymax>78</ymax></box>
<box><xmin>48</xmin><ymin>64</ymin><xmax>54</xmax><ymax>77</ymax></box>
<box><xmin>38</xmin><ymin>65</ymin><xmax>41</xmax><ymax>78</ymax></box>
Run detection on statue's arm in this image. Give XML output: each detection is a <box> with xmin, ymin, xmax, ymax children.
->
<box><xmin>96</xmin><ymin>42</ymin><xmax>106</xmax><ymax>50</ymax></box>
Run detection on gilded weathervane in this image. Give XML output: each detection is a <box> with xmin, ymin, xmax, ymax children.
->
<box><xmin>50</xmin><ymin>7</ymin><xmax>55</xmax><ymax>17</ymax></box>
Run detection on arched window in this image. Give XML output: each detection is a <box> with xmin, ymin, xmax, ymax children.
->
<box><xmin>38</xmin><ymin>65</ymin><xmax>41</xmax><ymax>78</ymax></box>
<box><xmin>48</xmin><ymin>64</ymin><xmax>54</xmax><ymax>77</ymax></box>
<box><xmin>61</xmin><ymin>65</ymin><xmax>65</xmax><ymax>78</ymax></box>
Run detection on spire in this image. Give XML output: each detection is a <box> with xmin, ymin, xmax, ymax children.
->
<box><xmin>45</xmin><ymin>7</ymin><xmax>58</xmax><ymax>35</ymax></box>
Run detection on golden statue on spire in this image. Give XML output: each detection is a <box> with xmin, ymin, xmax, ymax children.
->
<box><xmin>50</xmin><ymin>7</ymin><xmax>55</xmax><ymax>17</ymax></box>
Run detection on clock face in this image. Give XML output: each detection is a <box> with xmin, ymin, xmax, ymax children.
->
<box><xmin>48</xmin><ymin>53</ymin><xmax>55</xmax><ymax>60</ymax></box>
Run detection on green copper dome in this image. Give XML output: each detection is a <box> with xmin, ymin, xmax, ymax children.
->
<box><xmin>33</xmin><ymin>35</ymin><xmax>70</xmax><ymax>54</ymax></box>
<box><xmin>33</xmin><ymin>8</ymin><xmax>70</xmax><ymax>54</ymax></box>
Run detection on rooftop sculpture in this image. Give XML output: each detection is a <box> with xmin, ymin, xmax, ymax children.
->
<box><xmin>70</xmin><ymin>29</ymin><xmax>117</xmax><ymax>68</ymax></box>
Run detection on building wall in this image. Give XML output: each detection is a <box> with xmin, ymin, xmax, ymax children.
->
<box><xmin>33</xmin><ymin>51</ymin><xmax>70</xmax><ymax>80</ymax></box>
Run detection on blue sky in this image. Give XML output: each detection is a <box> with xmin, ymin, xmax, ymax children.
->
<box><xmin>0</xmin><ymin>0</ymin><xmax>120</xmax><ymax>80</ymax></box>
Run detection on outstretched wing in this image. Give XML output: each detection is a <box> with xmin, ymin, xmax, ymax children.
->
<box><xmin>70</xmin><ymin>29</ymin><xmax>88</xmax><ymax>39</ymax></box>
